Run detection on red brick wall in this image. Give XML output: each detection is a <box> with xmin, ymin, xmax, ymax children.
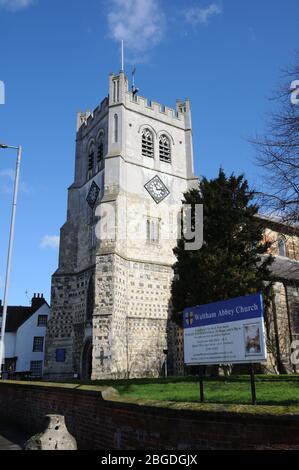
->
<box><xmin>0</xmin><ymin>382</ymin><xmax>298</xmax><ymax>450</ymax></box>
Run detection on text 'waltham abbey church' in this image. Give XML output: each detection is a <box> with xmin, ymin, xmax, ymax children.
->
<box><xmin>44</xmin><ymin>71</ymin><xmax>198</xmax><ymax>379</ymax></box>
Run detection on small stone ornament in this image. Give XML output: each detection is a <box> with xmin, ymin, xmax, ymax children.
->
<box><xmin>25</xmin><ymin>414</ymin><xmax>77</xmax><ymax>450</ymax></box>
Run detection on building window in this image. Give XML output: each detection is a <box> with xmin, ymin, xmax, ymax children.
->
<box><xmin>113</xmin><ymin>80</ymin><xmax>119</xmax><ymax>103</ymax></box>
<box><xmin>146</xmin><ymin>219</ymin><xmax>160</xmax><ymax>243</ymax></box>
<box><xmin>33</xmin><ymin>336</ymin><xmax>44</xmax><ymax>352</ymax></box>
<box><xmin>159</xmin><ymin>134</ymin><xmax>171</xmax><ymax>163</ymax></box>
<box><xmin>37</xmin><ymin>315</ymin><xmax>48</xmax><ymax>327</ymax></box>
<box><xmin>88</xmin><ymin>142</ymin><xmax>95</xmax><ymax>179</ymax></box>
<box><xmin>30</xmin><ymin>361</ymin><xmax>43</xmax><ymax>377</ymax></box>
<box><xmin>142</xmin><ymin>128</ymin><xmax>154</xmax><ymax>158</ymax></box>
<box><xmin>97</xmin><ymin>132</ymin><xmax>104</xmax><ymax>168</ymax></box>
<box><xmin>114</xmin><ymin>114</ymin><xmax>118</xmax><ymax>143</ymax></box>
<box><xmin>278</xmin><ymin>238</ymin><xmax>286</xmax><ymax>257</ymax></box>
<box><xmin>56</xmin><ymin>349</ymin><xmax>66</xmax><ymax>363</ymax></box>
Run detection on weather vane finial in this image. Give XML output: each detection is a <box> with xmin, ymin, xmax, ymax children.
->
<box><xmin>132</xmin><ymin>66</ymin><xmax>139</xmax><ymax>99</ymax></box>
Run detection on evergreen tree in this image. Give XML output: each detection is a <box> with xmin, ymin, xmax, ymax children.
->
<box><xmin>172</xmin><ymin>169</ymin><xmax>273</xmax><ymax>326</ymax></box>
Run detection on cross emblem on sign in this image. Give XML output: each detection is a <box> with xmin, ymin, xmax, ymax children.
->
<box><xmin>186</xmin><ymin>311</ymin><xmax>194</xmax><ymax>326</ymax></box>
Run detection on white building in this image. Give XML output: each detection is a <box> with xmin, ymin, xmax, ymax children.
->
<box><xmin>0</xmin><ymin>294</ymin><xmax>50</xmax><ymax>378</ymax></box>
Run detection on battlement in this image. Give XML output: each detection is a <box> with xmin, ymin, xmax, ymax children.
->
<box><xmin>76</xmin><ymin>72</ymin><xmax>192</xmax><ymax>135</ymax></box>
<box><xmin>76</xmin><ymin>97</ymin><xmax>109</xmax><ymax>133</ymax></box>
<box><xmin>109</xmin><ymin>72</ymin><xmax>191</xmax><ymax>126</ymax></box>
<box><xmin>126</xmin><ymin>93</ymin><xmax>186</xmax><ymax>121</ymax></box>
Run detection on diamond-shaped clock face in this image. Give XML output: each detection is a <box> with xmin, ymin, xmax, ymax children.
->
<box><xmin>144</xmin><ymin>175</ymin><xmax>170</xmax><ymax>204</ymax></box>
<box><xmin>86</xmin><ymin>181</ymin><xmax>100</xmax><ymax>209</ymax></box>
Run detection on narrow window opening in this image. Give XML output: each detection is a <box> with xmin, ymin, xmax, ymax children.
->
<box><xmin>114</xmin><ymin>114</ymin><xmax>118</xmax><ymax>143</ymax></box>
<box><xmin>146</xmin><ymin>219</ymin><xmax>160</xmax><ymax>243</ymax></box>
<box><xmin>142</xmin><ymin>128</ymin><xmax>154</xmax><ymax>158</ymax></box>
<box><xmin>97</xmin><ymin>133</ymin><xmax>104</xmax><ymax>170</ymax></box>
<box><xmin>159</xmin><ymin>135</ymin><xmax>171</xmax><ymax>163</ymax></box>
<box><xmin>278</xmin><ymin>238</ymin><xmax>287</xmax><ymax>257</ymax></box>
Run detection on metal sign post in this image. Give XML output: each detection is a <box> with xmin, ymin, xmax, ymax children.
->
<box><xmin>250</xmin><ymin>363</ymin><xmax>257</xmax><ymax>405</ymax></box>
<box><xmin>199</xmin><ymin>366</ymin><xmax>205</xmax><ymax>403</ymax></box>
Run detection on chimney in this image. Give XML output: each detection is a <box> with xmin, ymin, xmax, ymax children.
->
<box><xmin>31</xmin><ymin>293</ymin><xmax>46</xmax><ymax>310</ymax></box>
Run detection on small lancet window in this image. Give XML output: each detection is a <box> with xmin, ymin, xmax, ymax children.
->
<box><xmin>142</xmin><ymin>128</ymin><xmax>154</xmax><ymax>158</ymax></box>
<box><xmin>278</xmin><ymin>238</ymin><xmax>287</xmax><ymax>257</ymax></box>
<box><xmin>146</xmin><ymin>220</ymin><xmax>151</xmax><ymax>241</ymax></box>
<box><xmin>146</xmin><ymin>219</ymin><xmax>160</xmax><ymax>243</ymax></box>
<box><xmin>114</xmin><ymin>114</ymin><xmax>118</xmax><ymax>143</ymax></box>
<box><xmin>159</xmin><ymin>134</ymin><xmax>171</xmax><ymax>163</ymax></box>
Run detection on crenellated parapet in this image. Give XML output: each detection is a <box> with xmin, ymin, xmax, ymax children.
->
<box><xmin>76</xmin><ymin>97</ymin><xmax>109</xmax><ymax>134</ymax></box>
<box><xmin>108</xmin><ymin>72</ymin><xmax>191</xmax><ymax>129</ymax></box>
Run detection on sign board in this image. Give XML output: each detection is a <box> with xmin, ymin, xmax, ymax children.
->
<box><xmin>183</xmin><ymin>293</ymin><xmax>267</xmax><ymax>365</ymax></box>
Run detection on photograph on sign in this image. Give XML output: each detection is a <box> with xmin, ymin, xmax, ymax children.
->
<box><xmin>183</xmin><ymin>293</ymin><xmax>267</xmax><ymax>365</ymax></box>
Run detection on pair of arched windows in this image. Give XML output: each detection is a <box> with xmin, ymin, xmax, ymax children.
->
<box><xmin>87</xmin><ymin>132</ymin><xmax>105</xmax><ymax>179</ymax></box>
<box><xmin>141</xmin><ymin>129</ymin><xmax>171</xmax><ymax>163</ymax></box>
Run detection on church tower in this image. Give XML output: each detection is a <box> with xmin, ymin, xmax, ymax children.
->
<box><xmin>44</xmin><ymin>71</ymin><xmax>197</xmax><ymax>379</ymax></box>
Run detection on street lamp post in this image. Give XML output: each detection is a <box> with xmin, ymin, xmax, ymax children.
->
<box><xmin>0</xmin><ymin>144</ymin><xmax>22</xmax><ymax>377</ymax></box>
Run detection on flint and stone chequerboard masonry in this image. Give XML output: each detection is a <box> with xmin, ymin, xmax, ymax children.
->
<box><xmin>44</xmin><ymin>71</ymin><xmax>198</xmax><ymax>379</ymax></box>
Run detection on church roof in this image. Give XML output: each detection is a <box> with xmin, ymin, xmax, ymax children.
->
<box><xmin>270</xmin><ymin>257</ymin><xmax>299</xmax><ymax>283</ymax></box>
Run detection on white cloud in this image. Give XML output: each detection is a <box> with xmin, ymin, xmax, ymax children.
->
<box><xmin>0</xmin><ymin>0</ymin><xmax>36</xmax><ymax>11</ymax></box>
<box><xmin>107</xmin><ymin>0</ymin><xmax>164</xmax><ymax>62</ymax></box>
<box><xmin>185</xmin><ymin>3</ymin><xmax>222</xmax><ymax>26</ymax></box>
<box><xmin>40</xmin><ymin>235</ymin><xmax>60</xmax><ymax>250</ymax></box>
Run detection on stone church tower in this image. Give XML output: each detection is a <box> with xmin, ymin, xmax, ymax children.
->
<box><xmin>44</xmin><ymin>71</ymin><xmax>197</xmax><ymax>379</ymax></box>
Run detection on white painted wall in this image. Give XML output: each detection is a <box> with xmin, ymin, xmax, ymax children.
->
<box><xmin>4</xmin><ymin>332</ymin><xmax>16</xmax><ymax>358</ymax></box>
<box><xmin>13</xmin><ymin>303</ymin><xmax>50</xmax><ymax>373</ymax></box>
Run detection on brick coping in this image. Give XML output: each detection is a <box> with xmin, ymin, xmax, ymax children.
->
<box><xmin>1</xmin><ymin>380</ymin><xmax>299</xmax><ymax>420</ymax></box>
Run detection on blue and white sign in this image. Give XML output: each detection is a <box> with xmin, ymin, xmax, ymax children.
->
<box><xmin>183</xmin><ymin>293</ymin><xmax>267</xmax><ymax>365</ymax></box>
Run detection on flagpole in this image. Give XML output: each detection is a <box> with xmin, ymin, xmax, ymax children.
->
<box><xmin>0</xmin><ymin>144</ymin><xmax>22</xmax><ymax>376</ymax></box>
<box><xmin>121</xmin><ymin>40</ymin><xmax>124</xmax><ymax>72</ymax></box>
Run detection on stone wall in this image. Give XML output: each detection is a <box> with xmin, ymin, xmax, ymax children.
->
<box><xmin>93</xmin><ymin>253</ymin><xmax>173</xmax><ymax>379</ymax></box>
<box><xmin>0</xmin><ymin>381</ymin><xmax>298</xmax><ymax>450</ymax></box>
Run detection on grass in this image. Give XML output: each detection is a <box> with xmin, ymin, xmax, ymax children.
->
<box><xmin>61</xmin><ymin>375</ymin><xmax>299</xmax><ymax>408</ymax></box>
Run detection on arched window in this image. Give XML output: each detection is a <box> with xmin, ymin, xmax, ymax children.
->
<box><xmin>278</xmin><ymin>237</ymin><xmax>286</xmax><ymax>257</ymax></box>
<box><xmin>142</xmin><ymin>128</ymin><xmax>154</xmax><ymax>158</ymax></box>
<box><xmin>114</xmin><ymin>114</ymin><xmax>118</xmax><ymax>143</ymax></box>
<box><xmin>97</xmin><ymin>132</ymin><xmax>104</xmax><ymax>170</ymax></box>
<box><xmin>88</xmin><ymin>142</ymin><xmax>95</xmax><ymax>179</ymax></box>
<box><xmin>159</xmin><ymin>134</ymin><xmax>171</xmax><ymax>163</ymax></box>
<box><xmin>146</xmin><ymin>219</ymin><xmax>160</xmax><ymax>243</ymax></box>
<box><xmin>86</xmin><ymin>276</ymin><xmax>95</xmax><ymax>322</ymax></box>
<box><xmin>146</xmin><ymin>220</ymin><xmax>151</xmax><ymax>241</ymax></box>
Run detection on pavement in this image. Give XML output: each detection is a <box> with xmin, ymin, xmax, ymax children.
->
<box><xmin>0</xmin><ymin>422</ymin><xmax>29</xmax><ymax>450</ymax></box>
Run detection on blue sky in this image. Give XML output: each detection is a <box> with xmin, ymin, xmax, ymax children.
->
<box><xmin>0</xmin><ymin>0</ymin><xmax>298</xmax><ymax>305</ymax></box>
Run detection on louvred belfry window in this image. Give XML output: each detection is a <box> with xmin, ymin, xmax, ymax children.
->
<box><xmin>88</xmin><ymin>143</ymin><xmax>95</xmax><ymax>178</ymax></box>
<box><xmin>97</xmin><ymin>140</ymin><xmax>104</xmax><ymax>162</ymax></box>
<box><xmin>142</xmin><ymin>129</ymin><xmax>154</xmax><ymax>158</ymax></box>
<box><xmin>97</xmin><ymin>133</ymin><xmax>104</xmax><ymax>169</ymax></box>
<box><xmin>159</xmin><ymin>134</ymin><xmax>171</xmax><ymax>163</ymax></box>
